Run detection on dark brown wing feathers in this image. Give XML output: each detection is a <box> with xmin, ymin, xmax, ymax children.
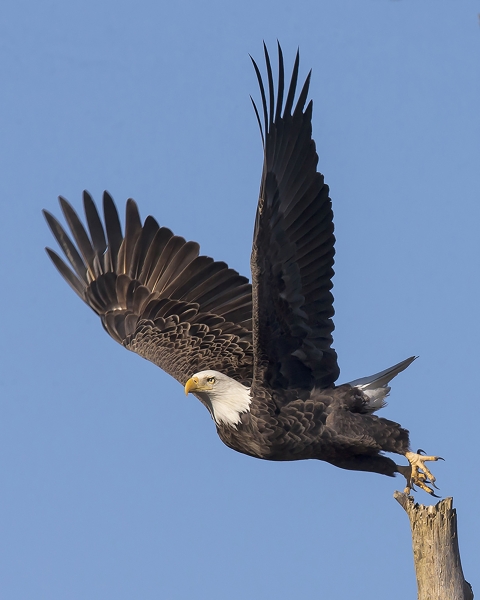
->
<box><xmin>44</xmin><ymin>192</ymin><xmax>253</xmax><ymax>386</ymax></box>
<box><xmin>251</xmin><ymin>44</ymin><xmax>339</xmax><ymax>394</ymax></box>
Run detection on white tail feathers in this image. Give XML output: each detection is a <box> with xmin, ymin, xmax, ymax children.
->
<box><xmin>346</xmin><ymin>356</ymin><xmax>417</xmax><ymax>413</ymax></box>
<box><xmin>362</xmin><ymin>387</ymin><xmax>389</xmax><ymax>411</ymax></box>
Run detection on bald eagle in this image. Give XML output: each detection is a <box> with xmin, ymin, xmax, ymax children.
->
<box><xmin>44</xmin><ymin>44</ymin><xmax>441</xmax><ymax>495</ymax></box>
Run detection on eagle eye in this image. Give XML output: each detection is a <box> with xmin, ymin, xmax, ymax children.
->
<box><xmin>206</xmin><ymin>376</ymin><xmax>216</xmax><ymax>384</ymax></box>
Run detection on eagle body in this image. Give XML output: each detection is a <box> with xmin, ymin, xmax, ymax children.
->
<box><xmin>189</xmin><ymin>370</ymin><xmax>409</xmax><ymax>476</ymax></box>
<box><xmin>44</xmin><ymin>44</ymin><xmax>441</xmax><ymax>494</ymax></box>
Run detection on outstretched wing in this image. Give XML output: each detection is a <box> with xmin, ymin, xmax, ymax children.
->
<box><xmin>44</xmin><ymin>191</ymin><xmax>253</xmax><ymax>385</ymax></box>
<box><xmin>250</xmin><ymin>44</ymin><xmax>339</xmax><ymax>395</ymax></box>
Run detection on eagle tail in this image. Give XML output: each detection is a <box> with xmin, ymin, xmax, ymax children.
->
<box><xmin>346</xmin><ymin>356</ymin><xmax>417</xmax><ymax>411</ymax></box>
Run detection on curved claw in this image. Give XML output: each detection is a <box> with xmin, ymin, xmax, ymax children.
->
<box><xmin>432</xmin><ymin>482</ymin><xmax>440</xmax><ymax>490</ymax></box>
<box><xmin>416</xmin><ymin>449</ymin><xmax>444</xmax><ymax>462</ymax></box>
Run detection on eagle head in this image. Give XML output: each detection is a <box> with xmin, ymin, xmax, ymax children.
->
<box><xmin>184</xmin><ymin>370</ymin><xmax>224</xmax><ymax>395</ymax></box>
<box><xmin>184</xmin><ymin>370</ymin><xmax>251</xmax><ymax>427</ymax></box>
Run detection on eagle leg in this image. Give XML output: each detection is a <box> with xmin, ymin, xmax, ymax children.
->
<box><xmin>397</xmin><ymin>450</ymin><xmax>443</xmax><ymax>496</ymax></box>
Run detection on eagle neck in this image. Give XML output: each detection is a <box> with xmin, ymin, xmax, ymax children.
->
<box><xmin>208</xmin><ymin>380</ymin><xmax>251</xmax><ymax>428</ymax></box>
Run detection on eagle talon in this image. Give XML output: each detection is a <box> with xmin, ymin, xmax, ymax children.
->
<box><xmin>402</xmin><ymin>450</ymin><xmax>442</xmax><ymax>495</ymax></box>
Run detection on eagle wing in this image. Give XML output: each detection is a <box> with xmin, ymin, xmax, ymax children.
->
<box><xmin>250</xmin><ymin>44</ymin><xmax>339</xmax><ymax>396</ymax></box>
<box><xmin>44</xmin><ymin>191</ymin><xmax>253</xmax><ymax>386</ymax></box>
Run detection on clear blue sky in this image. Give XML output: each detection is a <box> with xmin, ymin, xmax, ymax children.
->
<box><xmin>1</xmin><ymin>2</ymin><xmax>479</xmax><ymax>598</ymax></box>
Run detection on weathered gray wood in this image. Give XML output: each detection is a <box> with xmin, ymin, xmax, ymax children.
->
<box><xmin>394</xmin><ymin>492</ymin><xmax>473</xmax><ymax>600</ymax></box>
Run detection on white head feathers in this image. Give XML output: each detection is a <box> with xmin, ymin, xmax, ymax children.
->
<box><xmin>185</xmin><ymin>370</ymin><xmax>251</xmax><ymax>427</ymax></box>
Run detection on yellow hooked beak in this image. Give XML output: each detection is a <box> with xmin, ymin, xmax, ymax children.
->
<box><xmin>184</xmin><ymin>377</ymin><xmax>199</xmax><ymax>395</ymax></box>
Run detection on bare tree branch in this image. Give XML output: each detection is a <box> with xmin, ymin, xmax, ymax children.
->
<box><xmin>394</xmin><ymin>492</ymin><xmax>473</xmax><ymax>600</ymax></box>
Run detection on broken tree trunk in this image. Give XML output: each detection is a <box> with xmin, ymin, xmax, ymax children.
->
<box><xmin>394</xmin><ymin>492</ymin><xmax>473</xmax><ymax>600</ymax></box>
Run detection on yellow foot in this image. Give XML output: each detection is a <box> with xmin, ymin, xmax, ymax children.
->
<box><xmin>398</xmin><ymin>449</ymin><xmax>444</xmax><ymax>496</ymax></box>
